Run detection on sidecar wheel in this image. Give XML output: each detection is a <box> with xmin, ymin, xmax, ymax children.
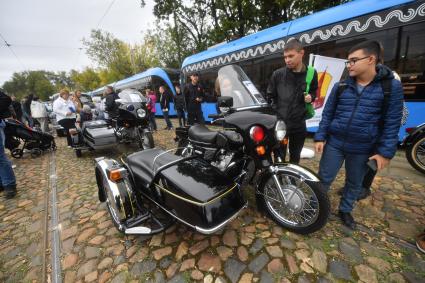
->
<box><xmin>139</xmin><ymin>130</ymin><xmax>154</xmax><ymax>149</ymax></box>
<box><xmin>258</xmin><ymin>172</ymin><xmax>330</xmax><ymax>235</ymax></box>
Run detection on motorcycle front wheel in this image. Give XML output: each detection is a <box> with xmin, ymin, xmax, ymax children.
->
<box><xmin>406</xmin><ymin>133</ymin><xmax>425</xmax><ymax>174</ymax></box>
<box><xmin>258</xmin><ymin>171</ymin><xmax>330</xmax><ymax>234</ymax></box>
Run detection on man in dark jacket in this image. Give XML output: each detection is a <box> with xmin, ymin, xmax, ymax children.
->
<box><xmin>314</xmin><ymin>40</ymin><xmax>403</xmax><ymax>229</ymax></box>
<box><xmin>159</xmin><ymin>86</ymin><xmax>173</xmax><ymax>130</ymax></box>
<box><xmin>184</xmin><ymin>73</ymin><xmax>205</xmax><ymax>125</ymax></box>
<box><xmin>267</xmin><ymin>39</ymin><xmax>318</xmax><ymax>164</ymax></box>
<box><xmin>104</xmin><ymin>86</ymin><xmax>119</xmax><ymax>118</ymax></box>
<box><xmin>0</xmin><ymin>90</ymin><xmax>17</xmax><ymax>198</ymax></box>
<box><xmin>174</xmin><ymin>85</ymin><xmax>186</xmax><ymax>127</ymax></box>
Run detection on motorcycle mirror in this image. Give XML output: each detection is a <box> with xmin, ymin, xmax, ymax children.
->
<box><xmin>218</xmin><ymin>96</ymin><xmax>233</xmax><ymax>108</ymax></box>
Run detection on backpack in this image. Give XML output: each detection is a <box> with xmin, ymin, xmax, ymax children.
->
<box><xmin>305</xmin><ymin>66</ymin><xmax>316</xmax><ymax>119</ymax></box>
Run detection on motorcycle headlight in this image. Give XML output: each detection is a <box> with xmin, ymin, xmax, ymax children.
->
<box><xmin>137</xmin><ymin>108</ymin><xmax>146</xmax><ymax>118</ymax></box>
<box><xmin>274</xmin><ymin>120</ymin><xmax>286</xmax><ymax>141</ymax></box>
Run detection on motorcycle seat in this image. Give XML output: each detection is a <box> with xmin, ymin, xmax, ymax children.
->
<box><xmin>188</xmin><ymin>124</ymin><xmax>218</xmax><ymax>145</ymax></box>
<box><xmin>126</xmin><ymin>148</ymin><xmax>181</xmax><ymax>188</ymax></box>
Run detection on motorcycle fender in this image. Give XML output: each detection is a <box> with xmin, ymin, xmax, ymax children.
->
<box><xmin>95</xmin><ymin>157</ymin><xmax>136</xmax><ymax>221</ymax></box>
<box><xmin>402</xmin><ymin>123</ymin><xmax>425</xmax><ymax>146</ymax></box>
<box><xmin>256</xmin><ymin>163</ymin><xmax>320</xmax><ymax>193</ymax></box>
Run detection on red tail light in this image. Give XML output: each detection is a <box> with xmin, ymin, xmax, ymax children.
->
<box><xmin>405</xmin><ymin>127</ymin><xmax>415</xmax><ymax>133</ymax></box>
<box><xmin>250</xmin><ymin>126</ymin><xmax>265</xmax><ymax>143</ymax></box>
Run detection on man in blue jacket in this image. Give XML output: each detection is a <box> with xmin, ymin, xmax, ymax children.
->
<box><xmin>314</xmin><ymin>40</ymin><xmax>403</xmax><ymax>229</ymax></box>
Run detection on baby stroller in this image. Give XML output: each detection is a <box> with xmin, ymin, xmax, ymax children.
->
<box><xmin>4</xmin><ymin>118</ymin><xmax>56</xmax><ymax>158</ymax></box>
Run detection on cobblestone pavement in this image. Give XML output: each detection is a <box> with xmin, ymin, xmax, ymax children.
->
<box><xmin>1</xmin><ymin>118</ymin><xmax>424</xmax><ymax>283</ymax></box>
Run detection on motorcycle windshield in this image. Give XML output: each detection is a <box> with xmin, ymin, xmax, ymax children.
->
<box><xmin>118</xmin><ymin>89</ymin><xmax>147</xmax><ymax>103</ymax></box>
<box><xmin>217</xmin><ymin>65</ymin><xmax>267</xmax><ymax>109</ymax></box>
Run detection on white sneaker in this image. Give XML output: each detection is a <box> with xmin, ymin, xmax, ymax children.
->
<box><xmin>12</xmin><ymin>164</ymin><xmax>17</xmax><ymax>169</ymax></box>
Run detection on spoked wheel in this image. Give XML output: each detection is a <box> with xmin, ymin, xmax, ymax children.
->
<box><xmin>11</xmin><ymin>148</ymin><xmax>23</xmax><ymax>159</ymax></box>
<box><xmin>138</xmin><ymin>129</ymin><xmax>154</xmax><ymax>150</ymax></box>
<box><xmin>406</xmin><ymin>134</ymin><xmax>425</xmax><ymax>174</ymax></box>
<box><xmin>258</xmin><ymin>172</ymin><xmax>330</xmax><ymax>234</ymax></box>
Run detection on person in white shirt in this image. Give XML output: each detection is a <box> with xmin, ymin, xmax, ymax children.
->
<box><xmin>53</xmin><ymin>89</ymin><xmax>76</xmax><ymax>147</ymax></box>
<box><xmin>30</xmin><ymin>96</ymin><xmax>49</xmax><ymax>132</ymax></box>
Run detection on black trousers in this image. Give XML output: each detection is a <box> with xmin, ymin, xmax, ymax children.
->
<box><xmin>176</xmin><ymin>108</ymin><xmax>186</xmax><ymax>127</ymax></box>
<box><xmin>277</xmin><ymin>131</ymin><xmax>306</xmax><ymax>164</ymax></box>
<box><xmin>187</xmin><ymin>109</ymin><xmax>204</xmax><ymax>125</ymax></box>
<box><xmin>58</xmin><ymin>118</ymin><xmax>76</xmax><ymax>146</ymax></box>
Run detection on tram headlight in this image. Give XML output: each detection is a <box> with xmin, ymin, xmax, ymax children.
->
<box><xmin>137</xmin><ymin>108</ymin><xmax>146</xmax><ymax>118</ymax></box>
<box><xmin>274</xmin><ymin>120</ymin><xmax>286</xmax><ymax>141</ymax></box>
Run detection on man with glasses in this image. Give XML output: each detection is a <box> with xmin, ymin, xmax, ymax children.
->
<box><xmin>314</xmin><ymin>40</ymin><xmax>403</xmax><ymax>229</ymax></box>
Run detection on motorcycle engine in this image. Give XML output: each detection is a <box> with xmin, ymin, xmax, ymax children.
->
<box><xmin>211</xmin><ymin>150</ymin><xmax>234</xmax><ymax>172</ymax></box>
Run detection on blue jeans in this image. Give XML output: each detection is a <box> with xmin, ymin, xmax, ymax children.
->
<box><xmin>0</xmin><ymin>120</ymin><xmax>16</xmax><ymax>188</ymax></box>
<box><xmin>318</xmin><ymin>143</ymin><xmax>369</xmax><ymax>213</ymax></box>
<box><xmin>163</xmin><ymin>111</ymin><xmax>173</xmax><ymax>129</ymax></box>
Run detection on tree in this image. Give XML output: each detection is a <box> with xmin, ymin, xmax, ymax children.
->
<box><xmin>82</xmin><ymin>29</ymin><xmax>161</xmax><ymax>84</ymax></box>
<box><xmin>70</xmin><ymin>68</ymin><xmax>102</xmax><ymax>91</ymax></box>
<box><xmin>2</xmin><ymin>70</ymin><xmax>56</xmax><ymax>100</ymax></box>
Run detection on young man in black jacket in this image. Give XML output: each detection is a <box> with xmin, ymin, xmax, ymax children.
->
<box><xmin>159</xmin><ymin>86</ymin><xmax>174</xmax><ymax>130</ymax></box>
<box><xmin>267</xmin><ymin>39</ymin><xmax>318</xmax><ymax>164</ymax></box>
<box><xmin>0</xmin><ymin>90</ymin><xmax>17</xmax><ymax>198</ymax></box>
<box><xmin>184</xmin><ymin>73</ymin><xmax>205</xmax><ymax>125</ymax></box>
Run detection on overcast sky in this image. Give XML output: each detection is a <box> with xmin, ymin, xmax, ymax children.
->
<box><xmin>0</xmin><ymin>0</ymin><xmax>156</xmax><ymax>85</ymax></box>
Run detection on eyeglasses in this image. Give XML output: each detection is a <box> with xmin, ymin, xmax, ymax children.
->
<box><xmin>345</xmin><ymin>56</ymin><xmax>370</xmax><ymax>67</ymax></box>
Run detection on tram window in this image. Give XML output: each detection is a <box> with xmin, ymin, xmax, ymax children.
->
<box><xmin>399</xmin><ymin>22</ymin><xmax>425</xmax><ymax>102</ymax></box>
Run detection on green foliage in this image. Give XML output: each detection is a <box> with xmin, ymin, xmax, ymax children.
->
<box><xmin>144</xmin><ymin>0</ymin><xmax>351</xmax><ymax>67</ymax></box>
<box><xmin>70</xmin><ymin>68</ymin><xmax>102</xmax><ymax>91</ymax></box>
<box><xmin>2</xmin><ymin>70</ymin><xmax>66</xmax><ymax>100</ymax></box>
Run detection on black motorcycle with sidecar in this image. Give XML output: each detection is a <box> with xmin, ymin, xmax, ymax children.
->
<box><xmin>71</xmin><ymin>89</ymin><xmax>154</xmax><ymax>157</ymax></box>
<box><xmin>95</xmin><ymin>65</ymin><xmax>330</xmax><ymax>235</ymax></box>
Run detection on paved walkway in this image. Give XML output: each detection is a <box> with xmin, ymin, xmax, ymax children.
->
<box><xmin>1</xmin><ymin>118</ymin><xmax>424</xmax><ymax>283</ymax></box>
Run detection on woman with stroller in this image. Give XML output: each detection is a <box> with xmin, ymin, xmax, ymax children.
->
<box><xmin>53</xmin><ymin>89</ymin><xmax>76</xmax><ymax>147</ymax></box>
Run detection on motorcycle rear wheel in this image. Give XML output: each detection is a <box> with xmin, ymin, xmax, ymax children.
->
<box><xmin>406</xmin><ymin>133</ymin><xmax>425</xmax><ymax>174</ymax></box>
<box><xmin>258</xmin><ymin>171</ymin><xmax>329</xmax><ymax>234</ymax></box>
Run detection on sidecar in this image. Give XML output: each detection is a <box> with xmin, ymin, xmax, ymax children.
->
<box><xmin>95</xmin><ymin>148</ymin><xmax>247</xmax><ymax>235</ymax></box>
<box><xmin>70</xmin><ymin>120</ymin><xmax>118</xmax><ymax>157</ymax></box>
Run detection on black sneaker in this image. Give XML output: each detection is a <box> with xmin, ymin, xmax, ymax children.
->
<box><xmin>338</xmin><ymin>211</ymin><xmax>356</xmax><ymax>230</ymax></box>
<box><xmin>4</xmin><ymin>186</ymin><xmax>17</xmax><ymax>199</ymax></box>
